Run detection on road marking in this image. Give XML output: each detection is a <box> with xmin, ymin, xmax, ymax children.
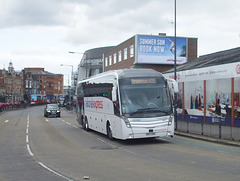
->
<box><xmin>38</xmin><ymin>162</ymin><xmax>73</xmax><ymax>181</ymax></box>
<box><xmin>59</xmin><ymin>118</ymin><xmax>80</xmax><ymax>129</ymax></box>
<box><xmin>66</xmin><ymin>122</ymin><xmax>71</xmax><ymax>126</ymax></box>
<box><xmin>26</xmin><ymin>114</ymin><xmax>33</xmax><ymax>156</ymax></box>
<box><xmin>26</xmin><ymin>135</ymin><xmax>29</xmax><ymax>143</ymax></box>
<box><xmin>97</xmin><ymin>138</ymin><xmax>117</xmax><ymax>148</ymax></box>
<box><xmin>5</xmin><ymin>120</ymin><xmax>9</xmax><ymax>123</ymax></box>
<box><xmin>27</xmin><ymin>144</ymin><xmax>34</xmax><ymax>156</ymax></box>
<box><xmin>26</xmin><ymin>114</ymin><xmax>74</xmax><ymax>181</ymax></box>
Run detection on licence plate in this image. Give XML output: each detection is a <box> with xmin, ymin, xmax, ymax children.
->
<box><xmin>146</xmin><ymin>132</ymin><xmax>155</xmax><ymax>136</ymax></box>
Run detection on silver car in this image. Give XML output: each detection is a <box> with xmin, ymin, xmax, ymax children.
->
<box><xmin>44</xmin><ymin>104</ymin><xmax>61</xmax><ymax>118</ymax></box>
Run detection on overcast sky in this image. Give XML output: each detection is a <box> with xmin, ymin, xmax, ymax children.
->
<box><xmin>0</xmin><ymin>0</ymin><xmax>239</xmax><ymax>85</ymax></box>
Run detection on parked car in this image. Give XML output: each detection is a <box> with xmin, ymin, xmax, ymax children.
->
<box><xmin>44</xmin><ymin>104</ymin><xmax>61</xmax><ymax>118</ymax></box>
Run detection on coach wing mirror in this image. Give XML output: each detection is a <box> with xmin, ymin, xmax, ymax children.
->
<box><xmin>112</xmin><ymin>86</ymin><xmax>117</xmax><ymax>102</ymax></box>
<box><xmin>167</xmin><ymin>79</ymin><xmax>178</xmax><ymax>93</ymax></box>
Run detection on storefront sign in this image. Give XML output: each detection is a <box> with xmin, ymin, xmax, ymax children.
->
<box><xmin>164</xmin><ymin>62</ymin><xmax>240</xmax><ymax>82</ymax></box>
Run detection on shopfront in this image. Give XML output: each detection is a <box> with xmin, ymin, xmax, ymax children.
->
<box><xmin>165</xmin><ymin>62</ymin><xmax>240</xmax><ymax>129</ymax></box>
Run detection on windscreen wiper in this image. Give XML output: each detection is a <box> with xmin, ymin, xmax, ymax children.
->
<box><xmin>130</xmin><ymin>108</ymin><xmax>158</xmax><ymax>116</ymax></box>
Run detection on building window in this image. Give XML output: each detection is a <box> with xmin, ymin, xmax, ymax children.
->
<box><xmin>118</xmin><ymin>50</ymin><xmax>122</xmax><ymax>62</ymax></box>
<box><xmin>130</xmin><ymin>45</ymin><xmax>134</xmax><ymax>58</ymax></box>
<box><xmin>105</xmin><ymin>57</ymin><xmax>108</xmax><ymax>67</ymax></box>
<box><xmin>124</xmin><ymin>48</ymin><xmax>127</xmax><ymax>60</ymax></box>
<box><xmin>113</xmin><ymin>53</ymin><xmax>117</xmax><ymax>64</ymax></box>
<box><xmin>109</xmin><ymin>55</ymin><xmax>112</xmax><ymax>66</ymax></box>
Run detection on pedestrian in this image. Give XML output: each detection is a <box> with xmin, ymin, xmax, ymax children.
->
<box><xmin>215</xmin><ymin>99</ymin><xmax>221</xmax><ymax>116</ymax></box>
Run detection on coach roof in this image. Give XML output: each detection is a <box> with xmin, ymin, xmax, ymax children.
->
<box><xmin>116</xmin><ymin>68</ymin><xmax>164</xmax><ymax>79</ymax></box>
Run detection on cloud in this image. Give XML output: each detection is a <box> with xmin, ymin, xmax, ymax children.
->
<box><xmin>0</xmin><ymin>0</ymin><xmax>239</xmax><ymax>78</ymax></box>
<box><xmin>0</xmin><ymin>0</ymin><xmax>75</xmax><ymax>28</ymax></box>
<box><xmin>64</xmin><ymin>0</ymin><xmax>174</xmax><ymax>45</ymax></box>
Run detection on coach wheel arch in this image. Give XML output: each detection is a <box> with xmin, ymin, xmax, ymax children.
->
<box><xmin>80</xmin><ymin>115</ymin><xmax>84</xmax><ymax>126</ymax></box>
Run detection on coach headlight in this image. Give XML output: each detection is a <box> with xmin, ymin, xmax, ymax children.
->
<box><xmin>122</xmin><ymin>116</ymin><xmax>131</xmax><ymax>128</ymax></box>
<box><xmin>168</xmin><ymin>114</ymin><xmax>174</xmax><ymax>126</ymax></box>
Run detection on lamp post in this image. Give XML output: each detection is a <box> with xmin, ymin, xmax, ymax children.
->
<box><xmin>174</xmin><ymin>0</ymin><xmax>178</xmax><ymax>130</ymax></box>
<box><xmin>69</xmin><ymin>51</ymin><xmax>88</xmax><ymax>78</ymax></box>
<box><xmin>60</xmin><ymin>64</ymin><xmax>73</xmax><ymax>110</ymax></box>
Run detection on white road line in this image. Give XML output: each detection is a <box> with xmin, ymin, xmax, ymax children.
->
<box><xmin>26</xmin><ymin>135</ymin><xmax>29</xmax><ymax>143</ymax></box>
<box><xmin>66</xmin><ymin>122</ymin><xmax>71</xmax><ymax>126</ymax></box>
<box><xmin>38</xmin><ymin>162</ymin><xmax>73</xmax><ymax>181</ymax></box>
<box><xmin>59</xmin><ymin>118</ymin><xmax>79</xmax><ymax>129</ymax></box>
<box><xmin>27</xmin><ymin>144</ymin><xmax>34</xmax><ymax>156</ymax></box>
<box><xmin>26</xmin><ymin>114</ymin><xmax>74</xmax><ymax>180</ymax></box>
<box><xmin>97</xmin><ymin>138</ymin><xmax>144</xmax><ymax>157</ymax></box>
<box><xmin>26</xmin><ymin>114</ymin><xmax>33</xmax><ymax>157</ymax></box>
<box><xmin>97</xmin><ymin>138</ymin><xmax>117</xmax><ymax>148</ymax></box>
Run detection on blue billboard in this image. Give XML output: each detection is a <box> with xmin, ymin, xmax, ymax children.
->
<box><xmin>136</xmin><ymin>35</ymin><xmax>187</xmax><ymax>65</ymax></box>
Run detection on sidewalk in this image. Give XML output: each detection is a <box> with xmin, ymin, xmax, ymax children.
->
<box><xmin>175</xmin><ymin>131</ymin><xmax>240</xmax><ymax>147</ymax></box>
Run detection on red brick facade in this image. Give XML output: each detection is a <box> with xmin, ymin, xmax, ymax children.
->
<box><xmin>1</xmin><ymin>65</ymin><xmax>64</xmax><ymax>103</ymax></box>
<box><xmin>24</xmin><ymin>68</ymin><xmax>63</xmax><ymax>96</ymax></box>
<box><xmin>104</xmin><ymin>36</ymin><xmax>136</xmax><ymax>71</ymax></box>
<box><xmin>0</xmin><ymin>69</ymin><xmax>24</xmax><ymax>102</ymax></box>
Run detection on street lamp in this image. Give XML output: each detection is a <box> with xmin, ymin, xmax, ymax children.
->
<box><xmin>60</xmin><ymin>64</ymin><xmax>73</xmax><ymax>110</ymax></box>
<box><xmin>174</xmin><ymin>0</ymin><xmax>177</xmax><ymax>129</ymax></box>
<box><xmin>69</xmin><ymin>51</ymin><xmax>88</xmax><ymax>78</ymax></box>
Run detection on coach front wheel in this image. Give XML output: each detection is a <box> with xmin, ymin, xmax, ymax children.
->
<box><xmin>107</xmin><ymin>122</ymin><xmax>114</xmax><ymax>140</ymax></box>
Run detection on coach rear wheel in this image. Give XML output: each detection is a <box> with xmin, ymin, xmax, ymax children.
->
<box><xmin>84</xmin><ymin>118</ymin><xmax>89</xmax><ymax>132</ymax></box>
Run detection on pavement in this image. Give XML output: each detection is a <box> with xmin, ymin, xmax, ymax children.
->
<box><xmin>175</xmin><ymin>131</ymin><xmax>240</xmax><ymax>147</ymax></box>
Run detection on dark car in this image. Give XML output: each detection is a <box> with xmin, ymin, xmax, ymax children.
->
<box><xmin>44</xmin><ymin>104</ymin><xmax>61</xmax><ymax>118</ymax></box>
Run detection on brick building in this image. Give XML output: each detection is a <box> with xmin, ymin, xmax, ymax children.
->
<box><xmin>0</xmin><ymin>62</ymin><xmax>24</xmax><ymax>103</ymax></box>
<box><xmin>104</xmin><ymin>34</ymin><xmax>197</xmax><ymax>73</ymax></box>
<box><xmin>0</xmin><ymin>83</ymin><xmax>6</xmax><ymax>102</ymax></box>
<box><xmin>0</xmin><ymin>63</ymin><xmax>64</xmax><ymax>103</ymax></box>
<box><xmin>24</xmin><ymin>68</ymin><xmax>64</xmax><ymax>102</ymax></box>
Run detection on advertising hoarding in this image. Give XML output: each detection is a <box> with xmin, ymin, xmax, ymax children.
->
<box><xmin>136</xmin><ymin>34</ymin><xmax>187</xmax><ymax>65</ymax></box>
<box><xmin>164</xmin><ymin>62</ymin><xmax>240</xmax><ymax>82</ymax></box>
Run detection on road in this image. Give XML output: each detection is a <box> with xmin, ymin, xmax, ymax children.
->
<box><xmin>0</xmin><ymin>106</ymin><xmax>240</xmax><ymax>181</ymax></box>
